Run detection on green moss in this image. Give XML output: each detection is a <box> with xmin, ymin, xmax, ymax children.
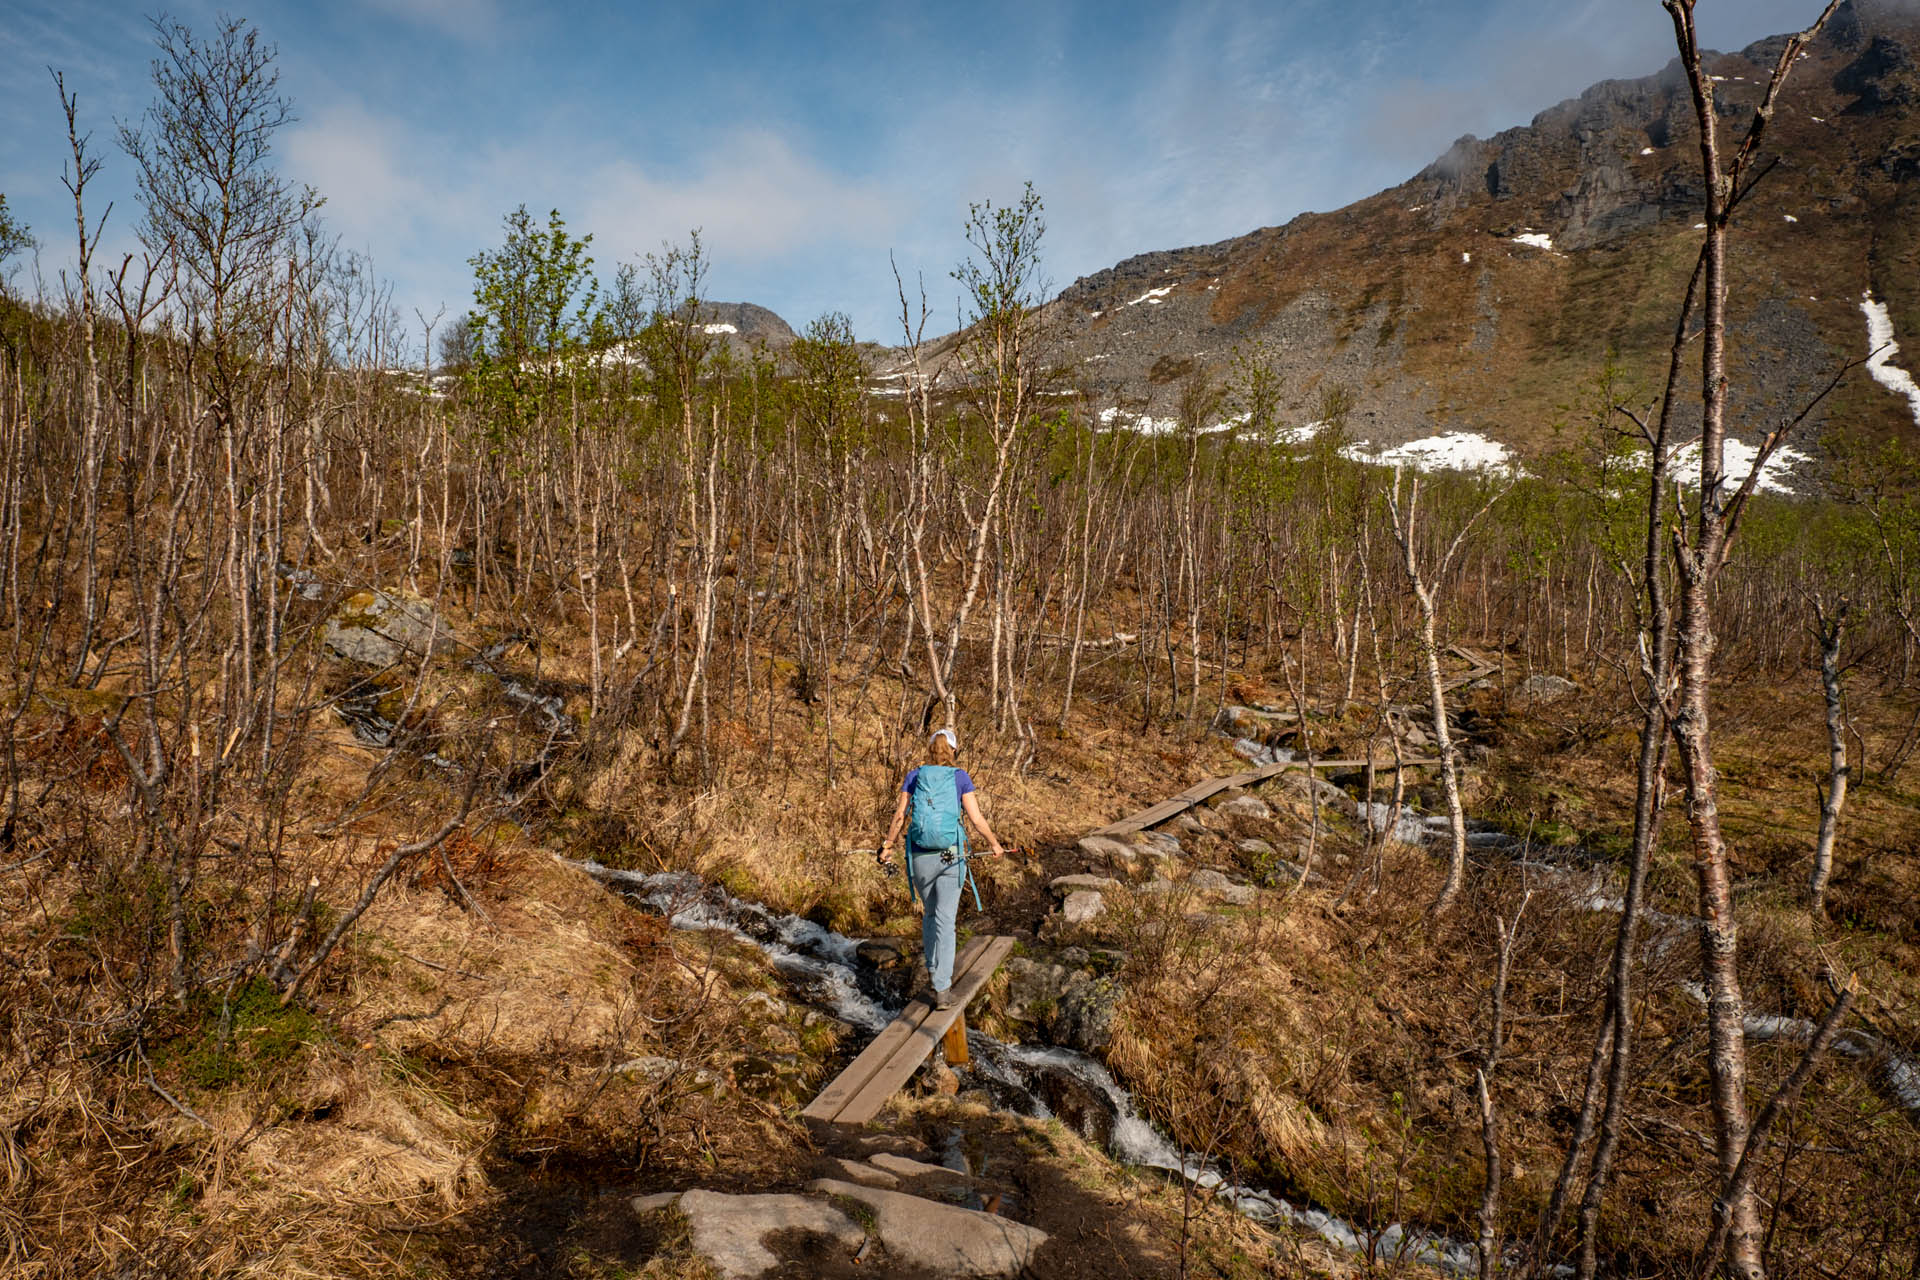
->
<box><xmin>164</xmin><ymin>978</ymin><xmax>324</xmax><ymax>1091</ymax></box>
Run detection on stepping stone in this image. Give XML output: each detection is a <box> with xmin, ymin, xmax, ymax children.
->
<box><xmin>805</xmin><ymin>1179</ymin><xmax>1048</xmax><ymax>1277</ymax></box>
<box><xmin>868</xmin><ymin>1152</ymin><xmax>962</xmax><ymax>1180</ymax></box>
<box><xmin>1050</xmin><ymin>873</ymin><xmax>1122</xmax><ymax>895</ymax></box>
<box><xmin>645</xmin><ymin>1189</ymin><xmax>864</xmax><ymax>1279</ymax></box>
<box><xmin>1077</xmin><ymin>834</ymin><xmax>1140</xmax><ymax>863</ymax></box>
<box><xmin>1236</xmin><ymin>837</ymin><xmax>1275</xmax><ymax>857</ymax></box>
<box><xmin>818</xmin><ymin>1157</ymin><xmax>899</xmax><ymax>1189</ymax></box>
<box><xmin>1060</xmin><ymin>890</ymin><xmax>1106</xmax><ymax>924</ymax></box>
<box><xmin>1215</xmin><ymin>795</ymin><xmax>1271</xmax><ymax>820</ymax></box>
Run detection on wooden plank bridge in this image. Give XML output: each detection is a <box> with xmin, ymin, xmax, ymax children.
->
<box><xmin>1090</xmin><ymin>755</ymin><xmax>1441</xmax><ymax>837</ymax></box>
<box><xmin>803</xmin><ymin>934</ymin><xmax>1015</xmax><ymax>1129</ymax></box>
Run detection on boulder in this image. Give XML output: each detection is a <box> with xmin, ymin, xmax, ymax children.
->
<box><xmin>1520</xmin><ymin>673</ymin><xmax>1578</xmax><ymax>702</ymax></box>
<box><xmin>1214</xmin><ymin>794</ymin><xmax>1271</xmax><ymax>820</ymax></box>
<box><xmin>321</xmin><ymin>589</ymin><xmax>456</xmax><ymax>667</ymax></box>
<box><xmin>1049</xmin><ymin>874</ymin><xmax>1121</xmax><ymax>896</ymax></box>
<box><xmin>1004</xmin><ymin>958</ymin><xmax>1122</xmax><ymax>1053</ymax></box>
<box><xmin>1060</xmin><ymin>890</ymin><xmax>1106</xmax><ymax>924</ymax></box>
<box><xmin>654</xmin><ymin>1189</ymin><xmax>865</xmax><ymax>1279</ymax></box>
<box><xmin>1077</xmin><ymin>834</ymin><xmax>1140</xmax><ymax>865</ymax></box>
<box><xmin>1236</xmin><ymin>837</ymin><xmax>1276</xmax><ymax>858</ymax></box>
<box><xmin>922</xmin><ymin>1061</ymin><xmax>961</xmax><ymax>1096</ymax></box>
<box><xmin>1188</xmin><ymin>869</ymin><xmax>1257</xmax><ymax>907</ymax></box>
<box><xmin>1139</xmin><ymin>830</ymin><xmax>1183</xmax><ymax>858</ymax></box>
<box><xmin>1166</xmin><ymin>810</ymin><xmax>1209</xmax><ymax>835</ymax></box>
<box><xmin>1272</xmin><ymin>772</ymin><xmax>1357</xmax><ymax>816</ymax></box>
<box><xmin>855</xmin><ymin>937</ymin><xmax>911</xmax><ymax>969</ymax></box>
<box><xmin>1359</xmin><ymin>803</ymin><xmax>1427</xmax><ymax>845</ymax></box>
<box><xmin>804</xmin><ymin>1179</ymin><xmax>1049</xmax><ymax>1277</ymax></box>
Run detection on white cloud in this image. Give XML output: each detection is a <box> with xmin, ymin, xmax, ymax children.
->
<box><xmin>578</xmin><ymin>130</ymin><xmax>905</xmax><ymax>264</ymax></box>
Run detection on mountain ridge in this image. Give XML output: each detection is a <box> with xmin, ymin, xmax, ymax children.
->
<box><xmin>1010</xmin><ymin>0</ymin><xmax>1920</xmax><ymax>475</ymax></box>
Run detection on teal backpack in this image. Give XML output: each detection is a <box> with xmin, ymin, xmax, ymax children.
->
<box><xmin>908</xmin><ymin>764</ymin><xmax>965</xmax><ymax>851</ymax></box>
<box><xmin>905</xmin><ymin>765</ymin><xmax>982</xmax><ymax>909</ymax></box>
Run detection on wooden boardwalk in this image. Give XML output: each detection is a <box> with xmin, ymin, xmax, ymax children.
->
<box><xmin>1090</xmin><ymin>756</ymin><xmax>1441</xmax><ymax>837</ymax></box>
<box><xmin>802</xmin><ymin>934</ymin><xmax>1016</xmax><ymax>1129</ymax></box>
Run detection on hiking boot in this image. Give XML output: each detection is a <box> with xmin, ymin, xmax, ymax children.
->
<box><xmin>934</xmin><ymin>987</ymin><xmax>957</xmax><ymax>1011</ymax></box>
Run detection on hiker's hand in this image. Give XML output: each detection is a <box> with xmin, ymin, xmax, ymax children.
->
<box><xmin>875</xmin><ymin>845</ymin><xmax>894</xmax><ymax>868</ymax></box>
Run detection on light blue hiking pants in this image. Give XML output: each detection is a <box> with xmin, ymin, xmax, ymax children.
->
<box><xmin>909</xmin><ymin>849</ymin><xmax>964</xmax><ymax>992</ymax></box>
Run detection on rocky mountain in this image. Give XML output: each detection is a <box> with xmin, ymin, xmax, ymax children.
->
<box><xmin>694</xmin><ymin>300</ymin><xmax>799</xmax><ymax>352</ymax></box>
<box><xmin>1031</xmin><ymin>0</ymin><xmax>1920</xmax><ymax>473</ymax></box>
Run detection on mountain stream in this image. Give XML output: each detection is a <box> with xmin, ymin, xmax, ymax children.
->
<box><xmin>573</xmin><ymin>861</ymin><xmax>1481</xmax><ymax>1274</ymax></box>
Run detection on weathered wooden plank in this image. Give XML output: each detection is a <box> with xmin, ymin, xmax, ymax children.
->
<box><xmin>829</xmin><ymin>935</ymin><xmax>1015</xmax><ymax>1126</ymax></box>
<box><xmin>1090</xmin><ymin>758</ymin><xmax>1443</xmax><ymax>835</ymax></box>
<box><xmin>800</xmin><ymin>935</ymin><xmax>988</xmax><ymax>1125</ymax></box>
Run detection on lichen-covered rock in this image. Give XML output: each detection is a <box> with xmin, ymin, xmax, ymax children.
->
<box><xmin>1003</xmin><ymin>957</ymin><xmax>1122</xmax><ymax>1053</ymax></box>
<box><xmin>1139</xmin><ymin>830</ymin><xmax>1183</xmax><ymax>858</ymax></box>
<box><xmin>1188</xmin><ymin>868</ymin><xmax>1257</xmax><ymax>906</ymax></box>
<box><xmin>1519</xmin><ymin>673</ymin><xmax>1578</xmax><ymax>702</ymax></box>
<box><xmin>1215</xmin><ymin>794</ymin><xmax>1271</xmax><ymax>820</ymax></box>
<box><xmin>1077</xmin><ymin>834</ymin><xmax>1140</xmax><ymax>864</ymax></box>
<box><xmin>1049</xmin><ymin>874</ymin><xmax>1122</xmax><ymax>895</ymax></box>
<box><xmin>1060</xmin><ymin>890</ymin><xmax>1106</xmax><ymax>924</ymax></box>
<box><xmin>321</xmin><ymin>589</ymin><xmax>456</xmax><ymax>666</ymax></box>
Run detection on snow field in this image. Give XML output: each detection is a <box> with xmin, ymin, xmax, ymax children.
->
<box><xmin>1861</xmin><ymin>291</ymin><xmax>1920</xmax><ymax>428</ymax></box>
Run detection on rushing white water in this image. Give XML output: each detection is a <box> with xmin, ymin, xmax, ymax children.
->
<box><xmin>573</xmin><ymin>860</ymin><xmax>1490</xmax><ymax>1273</ymax></box>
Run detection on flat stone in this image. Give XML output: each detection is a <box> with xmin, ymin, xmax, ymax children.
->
<box><xmin>1077</xmin><ymin>834</ymin><xmax>1139</xmax><ymax>864</ymax></box>
<box><xmin>1188</xmin><ymin>869</ymin><xmax>1257</xmax><ymax>906</ymax></box>
<box><xmin>850</xmin><ymin>1133</ymin><xmax>933</xmax><ymax>1159</ymax></box>
<box><xmin>1138</xmin><ymin>875</ymin><xmax>1177</xmax><ymax>895</ymax></box>
<box><xmin>819</xmin><ymin>1157</ymin><xmax>899</xmax><ymax>1189</ymax></box>
<box><xmin>1050</xmin><ymin>874</ymin><xmax>1121</xmax><ymax>896</ymax></box>
<box><xmin>674</xmin><ymin>1189</ymin><xmax>864</xmax><ymax>1279</ymax></box>
<box><xmin>868</xmin><ymin>1152</ymin><xmax>961</xmax><ymax>1180</ymax></box>
<box><xmin>1060</xmin><ymin>890</ymin><xmax>1105</xmax><ymax>924</ymax></box>
<box><xmin>1215</xmin><ymin>795</ymin><xmax>1271</xmax><ymax>820</ymax></box>
<box><xmin>805</xmin><ymin>1180</ymin><xmax>1048</xmax><ymax>1277</ymax></box>
<box><xmin>1236</xmin><ymin>837</ymin><xmax>1275</xmax><ymax>857</ymax></box>
<box><xmin>633</xmin><ymin>1191</ymin><xmax>683</xmax><ymax>1214</ymax></box>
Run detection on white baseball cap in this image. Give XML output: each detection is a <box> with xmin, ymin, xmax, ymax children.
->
<box><xmin>930</xmin><ymin>727</ymin><xmax>958</xmax><ymax>751</ymax></box>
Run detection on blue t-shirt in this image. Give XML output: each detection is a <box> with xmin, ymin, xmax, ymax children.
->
<box><xmin>902</xmin><ymin>766</ymin><xmax>975</xmax><ymax>799</ymax></box>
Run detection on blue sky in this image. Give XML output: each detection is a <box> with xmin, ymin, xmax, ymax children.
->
<box><xmin>0</xmin><ymin>0</ymin><xmax>1835</xmax><ymax>351</ymax></box>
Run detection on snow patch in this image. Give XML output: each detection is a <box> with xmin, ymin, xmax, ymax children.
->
<box><xmin>1784</xmin><ymin>214</ymin><xmax>1798</xmax><ymax>223</ymax></box>
<box><xmin>1861</xmin><ymin>291</ymin><xmax>1920</xmax><ymax>427</ymax></box>
<box><xmin>1640</xmin><ymin>146</ymin><xmax>1656</xmax><ymax>156</ymax></box>
<box><xmin>1661</xmin><ymin>436</ymin><xmax>1814</xmax><ymax>496</ymax></box>
<box><xmin>1126</xmin><ymin>285</ymin><xmax>1176</xmax><ymax>307</ymax></box>
<box><xmin>1461</xmin><ymin>251</ymin><xmax>1471</xmax><ymax>264</ymax></box>
<box><xmin>1354</xmin><ymin>431</ymin><xmax>1515</xmax><ymax>473</ymax></box>
<box><xmin>700</xmin><ymin>322</ymin><xmax>738</xmax><ymax>335</ymax></box>
<box><xmin>1511</xmin><ymin>231</ymin><xmax>1555</xmax><ymax>251</ymax></box>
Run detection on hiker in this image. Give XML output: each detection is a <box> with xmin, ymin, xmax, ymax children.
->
<box><xmin>876</xmin><ymin>728</ymin><xmax>1006</xmax><ymax>1009</ymax></box>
